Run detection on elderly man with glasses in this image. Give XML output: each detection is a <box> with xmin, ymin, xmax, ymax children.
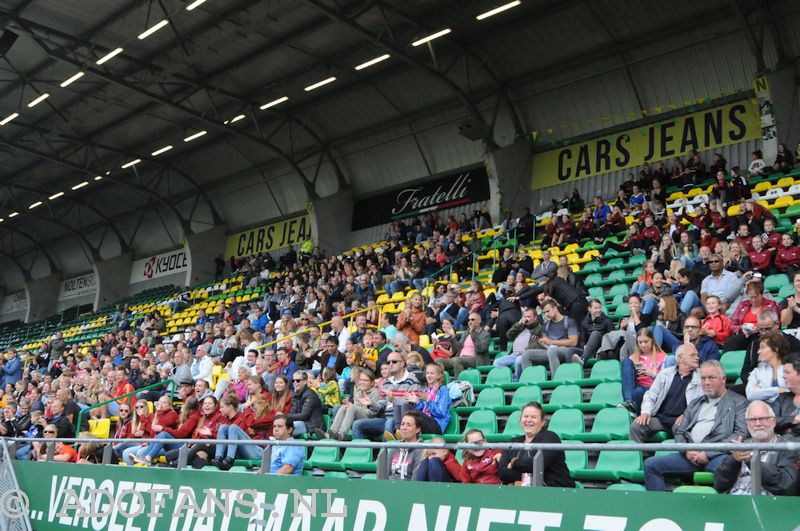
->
<box><xmin>654</xmin><ymin>315</ymin><xmax>720</xmax><ymax>363</ymax></box>
<box><xmin>713</xmin><ymin>399</ymin><xmax>798</xmax><ymax>495</ymax></box>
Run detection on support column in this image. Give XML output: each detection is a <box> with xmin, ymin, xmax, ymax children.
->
<box><xmin>185</xmin><ymin>225</ymin><xmax>228</xmax><ymax>286</ymax></box>
<box><xmin>763</xmin><ymin>68</ymin><xmax>800</xmax><ymax>161</ymax></box>
<box><xmin>25</xmin><ymin>274</ymin><xmax>61</xmax><ymax>323</ymax></box>
<box><xmin>310</xmin><ymin>189</ymin><xmax>354</xmax><ymax>255</ymax></box>
<box><xmin>93</xmin><ymin>252</ymin><xmax>133</xmax><ymax>311</ymax></box>
<box><xmin>486</xmin><ymin>137</ymin><xmax>534</xmax><ymax>218</ymax></box>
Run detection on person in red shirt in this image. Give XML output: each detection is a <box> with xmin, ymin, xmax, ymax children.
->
<box><xmin>133</xmin><ymin>396</ymin><xmax>201</xmax><ymax>465</ymax></box>
<box><xmin>595</xmin><ymin>206</ymin><xmax>625</xmax><ymax>241</ymax></box>
<box><xmin>640</xmin><ymin>215</ymin><xmax>661</xmax><ymax>250</ymax></box>
<box><xmin>183</xmin><ymin>395</ymin><xmax>223</xmax><ymax>468</ymax></box>
<box><xmin>120</xmin><ymin>399</ymin><xmax>153</xmax><ymax>464</ymax></box>
<box><xmin>599</xmin><ymin>223</ymin><xmax>647</xmax><ymax>256</ymax></box>
<box><xmin>734</xmin><ymin>224</ymin><xmax>755</xmax><ymax>253</ymax></box>
<box><xmin>34</xmin><ymin>424</ymin><xmax>77</xmax><ymax>462</ymax></box>
<box><xmin>762</xmin><ymin>218</ymin><xmax>782</xmax><ymax>252</ymax></box>
<box><xmin>775</xmin><ymin>233</ymin><xmax>800</xmax><ymax>280</ymax></box>
<box><xmin>577</xmin><ymin>210</ymin><xmax>595</xmax><ymax>240</ymax></box>
<box><xmin>555</xmin><ymin>214</ymin><xmax>575</xmax><ymax>246</ymax></box>
<box><xmin>397</xmin><ymin>292</ymin><xmax>426</xmax><ymax>344</ymax></box>
<box><xmin>749</xmin><ymin>237</ymin><xmax>774</xmax><ymax>275</ymax></box>
<box><xmin>98</xmin><ymin>367</ymin><xmax>135</xmax><ymax>418</ymax></box>
<box><xmin>444</xmin><ymin>428</ymin><xmax>502</xmax><ymax>484</ymax></box>
<box><xmin>699</xmin><ymin>228</ymin><xmax>719</xmax><ymax>253</ymax></box>
<box><xmin>700</xmin><ymin>295</ymin><xmax>731</xmax><ymax>346</ymax></box>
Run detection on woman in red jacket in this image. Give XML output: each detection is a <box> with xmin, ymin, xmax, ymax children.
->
<box><xmin>111</xmin><ymin>402</ymin><xmax>133</xmax><ymax>460</ymax></box>
<box><xmin>133</xmin><ymin>396</ymin><xmax>200</xmax><ymax>465</ymax></box>
<box><xmin>397</xmin><ymin>292</ymin><xmax>426</xmax><ymax>344</ymax></box>
<box><xmin>120</xmin><ymin>399</ymin><xmax>153</xmax><ymax>464</ymax></box>
<box><xmin>445</xmin><ymin>429</ymin><xmax>502</xmax><ymax>484</ymax></box>
<box><xmin>749</xmin><ymin>236</ymin><xmax>774</xmax><ymax>275</ymax></box>
<box><xmin>774</xmin><ymin>233</ymin><xmax>800</xmax><ymax>281</ymax></box>
<box><xmin>183</xmin><ymin>396</ymin><xmax>223</xmax><ymax>468</ymax></box>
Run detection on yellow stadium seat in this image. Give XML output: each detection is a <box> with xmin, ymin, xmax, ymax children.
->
<box><xmin>391</xmin><ymin>291</ymin><xmax>406</xmax><ymax>302</ymax></box>
<box><xmin>686</xmin><ymin>187</ymin><xmax>703</xmax><ymax>198</ymax></box>
<box><xmin>727</xmin><ymin>204</ymin><xmax>741</xmax><ymax>217</ymax></box>
<box><xmin>570</xmin><ymin>263</ymin><xmax>580</xmax><ymax>272</ymax></box>
<box><xmin>753</xmin><ymin>181</ymin><xmax>772</xmax><ymax>193</ymax></box>
<box><xmin>382</xmin><ymin>303</ymin><xmax>398</xmax><ymax>314</ymax></box>
<box><xmin>777</xmin><ymin>177</ymin><xmax>795</xmax><ymax>189</ymax></box>
<box><xmin>376</xmin><ymin>294</ymin><xmax>390</xmax><ymax>305</ymax></box>
<box><xmin>419</xmin><ymin>335</ymin><xmax>432</xmax><ymax>349</ymax></box>
<box><xmin>563</xmin><ymin>243</ymin><xmax>579</xmax><ymax>253</ymax></box>
<box><xmin>772</xmin><ymin>196</ymin><xmax>794</xmax><ymax>209</ymax></box>
<box><xmin>566</xmin><ymin>253</ymin><xmax>581</xmax><ymax>265</ymax></box>
<box><xmin>211</xmin><ymin>365</ymin><xmax>223</xmax><ymax>391</ymax></box>
<box><xmin>88</xmin><ymin>418</ymin><xmax>111</xmax><ymax>439</ymax></box>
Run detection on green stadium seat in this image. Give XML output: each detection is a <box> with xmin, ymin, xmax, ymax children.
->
<box><xmin>361</xmin><ymin>473</ymin><xmax>377</xmax><ymax>480</ymax></box>
<box><xmin>548</xmin><ymin>408</ymin><xmax>585</xmax><ymax>440</ymax></box>
<box><xmin>506</xmin><ymin>385</ymin><xmax>543</xmax><ymax>412</ymax></box>
<box><xmin>574</xmin><ymin>407</ymin><xmax>631</xmax><ymax>442</ymax></box>
<box><xmin>628</xmin><ymin>253</ymin><xmax>646</xmax><ymax>266</ymax></box>
<box><xmin>327</xmin><ymin>440</ymin><xmax>376</xmax><ymax>472</ymax></box>
<box><xmin>606</xmin><ymin>483</ymin><xmax>647</xmax><ymax>492</ymax></box>
<box><xmin>576</xmin><ymin>359</ymin><xmax>621</xmax><ymax>386</ymax></box>
<box><xmin>445</xmin><ymin>410</ymin><xmax>497</xmax><ymax>442</ymax></box>
<box><xmin>305</xmin><ymin>446</ymin><xmax>340</xmax><ymax>469</ymax></box>
<box><xmin>457</xmin><ymin>369</ymin><xmax>482</xmax><ymax>386</ymax></box>
<box><xmin>564</xmin><ymin>442</ymin><xmax>588</xmax><ymax>475</ymax></box>
<box><xmin>693</xmin><ymin>471</ymin><xmax>715</xmax><ymax>485</ymax></box>
<box><xmin>588</xmin><ymin>287</ymin><xmax>605</xmax><ymax>300</ymax></box>
<box><xmin>473</xmin><ymin>366</ymin><xmax>513</xmax><ymax>391</ymax></box>
<box><xmin>443</xmin><ymin>411</ymin><xmax>461</xmax><ymax>438</ymax></box>
<box><xmin>572</xmin><ymin>441</ymin><xmax>643</xmax><ymax>482</ymax></box>
<box><xmin>324</xmin><ymin>471</ymin><xmax>350</xmax><ymax>479</ymax></box>
<box><xmin>541</xmin><ymin>363</ymin><xmax>583</xmax><ymax>388</ymax></box>
<box><xmin>778</xmin><ymin>283</ymin><xmax>795</xmax><ymax>299</ymax></box>
<box><xmin>655</xmin><ymin>439</ymin><xmax>678</xmax><ymax>457</ymax></box>
<box><xmin>764</xmin><ymin>273</ymin><xmax>787</xmax><ymax>293</ymax></box>
<box><xmin>502</xmin><ymin>365</ymin><xmax>548</xmax><ymax>390</ymax></box>
<box><xmin>600</xmin><ymin>270</ymin><xmax>626</xmax><ymax>286</ymax></box>
<box><xmin>582</xmin><ymin>261</ymin><xmax>600</xmax><ymax>273</ymax></box>
<box><xmin>673</xmin><ymin>486</ymin><xmax>717</xmax><ymax>494</ymax></box>
<box><xmin>585</xmin><ymin>273</ymin><xmax>603</xmax><ymax>287</ymax></box>
<box><xmin>543</xmin><ymin>384</ymin><xmax>583</xmax><ymax>412</ymax></box>
<box><xmin>613</xmin><ymin>304</ymin><xmax>631</xmax><ymax>319</ymax></box>
<box><xmin>606</xmin><ymin>284</ymin><xmax>630</xmax><ymax>299</ymax></box>
<box><xmin>486</xmin><ymin>410</ymin><xmax>523</xmax><ymax>442</ymax></box>
<box><xmin>720</xmin><ymin>350</ymin><xmax>745</xmax><ymax>379</ymax></box>
<box><xmin>456</xmin><ymin>387</ymin><xmax>505</xmax><ymax>414</ymax></box>
<box><xmin>577</xmin><ymin>382</ymin><xmax>624</xmax><ymax>412</ymax></box>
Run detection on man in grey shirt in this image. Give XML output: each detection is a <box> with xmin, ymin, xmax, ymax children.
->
<box><xmin>700</xmin><ymin>254</ymin><xmax>744</xmax><ymax>307</ymax></box>
<box><xmin>644</xmin><ymin>360</ymin><xmax>748</xmax><ymax>491</ymax></box>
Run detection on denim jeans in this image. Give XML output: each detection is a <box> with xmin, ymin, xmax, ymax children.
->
<box><xmin>652</xmin><ymin>326</ymin><xmax>682</xmax><ymax>354</ymax></box>
<box><xmin>679</xmin><ymin>290</ymin><xmax>701</xmax><ymax>315</ymax></box>
<box><xmin>620</xmin><ymin>358</ymin><xmax>649</xmax><ymax>410</ymax></box>
<box><xmin>140</xmin><ymin>432</ymin><xmax>181</xmax><ymax>459</ymax></box>
<box><xmin>352</xmin><ymin>417</ymin><xmax>393</xmax><ymax>441</ymax></box>
<box><xmin>15</xmin><ymin>444</ymin><xmax>32</xmax><ymax>460</ymax></box>
<box><xmin>215</xmin><ymin>424</ymin><xmax>263</xmax><ymax>461</ymax></box>
<box><xmin>644</xmin><ymin>453</ymin><xmax>726</xmax><ymax>491</ymax></box>
<box><xmin>293</xmin><ymin>421</ymin><xmax>308</xmax><ymax>436</ymax></box>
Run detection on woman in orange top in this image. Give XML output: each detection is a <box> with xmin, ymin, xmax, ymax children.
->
<box><xmin>620</xmin><ymin>328</ymin><xmax>667</xmax><ymax>413</ymax></box>
<box><xmin>397</xmin><ymin>292</ymin><xmax>426</xmax><ymax>344</ymax></box>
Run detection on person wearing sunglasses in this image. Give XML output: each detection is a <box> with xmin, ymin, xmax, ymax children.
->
<box><xmin>33</xmin><ymin>423</ymin><xmax>77</xmax><ymax>463</ymax></box>
<box><xmin>284</xmin><ymin>371</ymin><xmax>324</xmax><ymax>436</ymax></box>
<box><xmin>713</xmin><ymin>400</ymin><xmax>798</xmax><ymax>495</ymax></box>
<box><xmin>437</xmin><ymin>312</ymin><xmax>491</xmax><ymax>379</ymax></box>
<box><xmin>699</xmin><ymin>253</ymin><xmax>744</xmax><ymax>313</ymax></box>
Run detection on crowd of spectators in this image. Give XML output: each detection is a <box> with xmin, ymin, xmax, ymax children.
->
<box><xmin>0</xmin><ymin>149</ymin><xmax>797</xmax><ymax>495</ymax></box>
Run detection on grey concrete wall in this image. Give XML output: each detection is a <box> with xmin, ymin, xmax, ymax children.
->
<box><xmin>25</xmin><ymin>274</ymin><xmax>61</xmax><ymax>323</ymax></box>
<box><xmin>311</xmin><ymin>189</ymin><xmax>354</xmax><ymax>255</ymax></box>
<box><xmin>487</xmin><ymin>137</ymin><xmax>534</xmax><ymax>217</ymax></box>
<box><xmin>766</xmin><ymin>66</ymin><xmax>800</xmax><ymax>154</ymax></box>
<box><xmin>93</xmin><ymin>252</ymin><xmax>132</xmax><ymax>311</ymax></box>
<box><xmin>185</xmin><ymin>225</ymin><xmax>227</xmax><ymax>287</ymax></box>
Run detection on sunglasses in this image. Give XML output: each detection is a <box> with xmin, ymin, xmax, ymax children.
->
<box><xmin>135</xmin><ymin>405</ymin><xmax>147</xmax><ymax>409</ymax></box>
<box><xmin>708</xmin><ymin>260</ymin><xmax>721</xmax><ymax>263</ymax></box>
<box><xmin>293</xmin><ymin>379</ymin><xmax>305</xmax><ymax>383</ymax></box>
<box><xmin>119</xmin><ymin>409</ymin><xmax>130</xmax><ymax>413</ymax></box>
<box><xmin>44</xmin><ymin>430</ymin><xmax>56</xmax><ymax>434</ymax></box>
<box><xmin>387</xmin><ymin>360</ymin><xmax>402</xmax><ymax>364</ymax></box>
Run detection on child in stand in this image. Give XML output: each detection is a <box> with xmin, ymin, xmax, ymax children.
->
<box><xmin>310</xmin><ymin>367</ymin><xmax>341</xmax><ymax>414</ymax></box>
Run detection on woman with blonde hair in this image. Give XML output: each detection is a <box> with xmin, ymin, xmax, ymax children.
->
<box><xmin>725</xmin><ymin>241</ymin><xmax>751</xmax><ymax>276</ymax></box>
<box><xmin>620</xmin><ymin>328</ymin><xmax>667</xmax><ymax>413</ymax></box>
<box><xmin>120</xmin><ymin>399</ymin><xmax>153</xmax><ymax>464</ymax></box>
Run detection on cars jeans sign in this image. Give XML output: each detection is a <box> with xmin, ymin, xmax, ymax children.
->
<box><xmin>224</xmin><ymin>213</ymin><xmax>312</xmax><ymax>260</ymax></box>
<box><xmin>130</xmin><ymin>248</ymin><xmax>190</xmax><ymax>283</ymax></box>
<box><xmin>351</xmin><ymin>165</ymin><xmax>491</xmax><ymax>230</ymax></box>
<box><xmin>530</xmin><ymin>99</ymin><xmax>761</xmax><ymax>190</ymax></box>
<box><xmin>58</xmin><ymin>273</ymin><xmax>97</xmax><ymax>301</ymax></box>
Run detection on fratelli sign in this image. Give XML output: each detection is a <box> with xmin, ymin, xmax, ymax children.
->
<box><xmin>12</xmin><ymin>462</ymin><xmax>799</xmax><ymax>530</ymax></box>
<box><xmin>225</xmin><ymin>213</ymin><xmax>312</xmax><ymax>260</ymax></box>
<box><xmin>351</xmin><ymin>165</ymin><xmax>491</xmax><ymax>230</ymax></box>
<box><xmin>130</xmin><ymin>248</ymin><xmax>190</xmax><ymax>283</ymax></box>
<box><xmin>531</xmin><ymin>99</ymin><xmax>761</xmax><ymax>190</ymax></box>
<box><xmin>58</xmin><ymin>272</ymin><xmax>97</xmax><ymax>301</ymax></box>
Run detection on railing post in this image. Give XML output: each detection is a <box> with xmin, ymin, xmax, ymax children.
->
<box><xmin>259</xmin><ymin>446</ymin><xmax>272</xmax><ymax>474</ymax></box>
<box><xmin>102</xmin><ymin>444</ymin><xmax>113</xmax><ymax>465</ymax></box>
<box><xmin>177</xmin><ymin>445</ymin><xmax>189</xmax><ymax>469</ymax></box>
<box><xmin>45</xmin><ymin>442</ymin><xmax>55</xmax><ymax>462</ymax></box>
<box><xmin>6</xmin><ymin>441</ymin><xmax>15</xmax><ymax>459</ymax></box>
<box><xmin>750</xmin><ymin>450</ymin><xmax>762</xmax><ymax>497</ymax></box>
<box><xmin>532</xmin><ymin>450</ymin><xmax>544</xmax><ymax>487</ymax></box>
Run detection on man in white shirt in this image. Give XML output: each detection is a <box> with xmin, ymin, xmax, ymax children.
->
<box><xmin>191</xmin><ymin>344</ymin><xmax>214</xmax><ymax>386</ymax></box>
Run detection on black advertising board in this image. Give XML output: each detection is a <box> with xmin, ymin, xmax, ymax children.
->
<box><xmin>351</xmin><ymin>165</ymin><xmax>491</xmax><ymax>230</ymax></box>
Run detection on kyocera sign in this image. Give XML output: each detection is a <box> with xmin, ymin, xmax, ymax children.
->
<box><xmin>130</xmin><ymin>248</ymin><xmax>190</xmax><ymax>283</ymax></box>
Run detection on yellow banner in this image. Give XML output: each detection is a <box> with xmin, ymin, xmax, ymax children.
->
<box><xmin>225</xmin><ymin>213</ymin><xmax>311</xmax><ymax>259</ymax></box>
<box><xmin>531</xmin><ymin>99</ymin><xmax>761</xmax><ymax>190</ymax></box>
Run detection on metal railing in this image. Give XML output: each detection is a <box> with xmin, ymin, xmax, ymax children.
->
<box><xmin>6</xmin><ymin>436</ymin><xmax>797</xmax><ymax>497</ymax></box>
<box><xmin>74</xmin><ymin>379</ymin><xmax>177</xmax><ymax>442</ymax></box>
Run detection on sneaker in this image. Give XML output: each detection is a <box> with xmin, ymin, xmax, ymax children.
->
<box><xmin>132</xmin><ymin>454</ymin><xmax>152</xmax><ymax>466</ymax></box>
<box><xmin>383</xmin><ymin>431</ymin><xmax>396</xmax><ymax>441</ymax></box>
<box><xmin>218</xmin><ymin>457</ymin><xmax>235</xmax><ymax>471</ymax></box>
<box><xmin>395</xmin><ymin>430</ymin><xmax>402</xmax><ymax>440</ymax></box>
<box><xmin>209</xmin><ymin>457</ymin><xmax>223</xmax><ymax>468</ymax></box>
<box><xmin>571</xmin><ymin>353</ymin><xmax>584</xmax><ymax>366</ymax></box>
<box><xmin>617</xmin><ymin>401</ymin><xmax>636</xmax><ymax>413</ymax></box>
<box><xmin>310</xmin><ymin>428</ymin><xmax>327</xmax><ymax>440</ymax></box>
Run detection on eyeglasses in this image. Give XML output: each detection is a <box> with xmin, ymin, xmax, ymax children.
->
<box><xmin>292</xmin><ymin>379</ymin><xmax>305</xmax><ymax>383</ymax></box>
<box><xmin>746</xmin><ymin>416</ymin><xmax>774</xmax><ymax>423</ymax></box>
<box><xmin>44</xmin><ymin>430</ymin><xmax>56</xmax><ymax>434</ymax></box>
<box><xmin>135</xmin><ymin>405</ymin><xmax>146</xmax><ymax>409</ymax></box>
<box><xmin>708</xmin><ymin>259</ymin><xmax>721</xmax><ymax>263</ymax></box>
<box><xmin>467</xmin><ymin>318</ymin><xmax>477</xmax><ymax>322</ymax></box>
<box><xmin>119</xmin><ymin>409</ymin><xmax>130</xmax><ymax>413</ymax></box>
<box><xmin>683</xmin><ymin>325</ymin><xmax>700</xmax><ymax>329</ymax></box>
<box><xmin>387</xmin><ymin>360</ymin><xmax>402</xmax><ymax>364</ymax></box>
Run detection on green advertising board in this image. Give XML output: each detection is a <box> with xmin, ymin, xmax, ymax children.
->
<box><xmin>11</xmin><ymin>461</ymin><xmax>799</xmax><ymax>530</ymax></box>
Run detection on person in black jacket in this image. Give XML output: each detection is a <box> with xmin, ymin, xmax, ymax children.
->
<box><xmin>285</xmin><ymin>371</ymin><xmax>324</xmax><ymax>436</ymax></box>
<box><xmin>498</xmin><ymin>402</ymin><xmax>575</xmax><ymax>487</ymax></box>
<box><xmin>575</xmin><ymin>299</ymin><xmax>615</xmax><ymax>364</ymax></box>
<box><xmin>714</xmin><ymin>400</ymin><xmax>798</xmax><ymax>495</ymax></box>
<box><xmin>513</xmin><ymin>273</ymin><xmax>588</xmax><ymax>324</ymax></box>
<box><xmin>772</xmin><ymin>355</ymin><xmax>800</xmax><ymax>438</ymax></box>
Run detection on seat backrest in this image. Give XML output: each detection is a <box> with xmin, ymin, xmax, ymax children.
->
<box><xmin>458</xmin><ymin>369</ymin><xmax>482</xmax><ymax>386</ymax></box>
<box><xmin>720</xmin><ymin>350</ymin><xmax>745</xmax><ymax>376</ymax></box>
<box><xmin>591</xmin><ymin>408</ymin><xmax>632</xmax><ymax>436</ymax></box>
<box><xmin>551</xmin><ymin>363</ymin><xmax>583</xmax><ymax>383</ymax></box>
<box><xmin>519</xmin><ymin>365</ymin><xmax>548</xmax><ymax>385</ymax></box>
<box><xmin>564</xmin><ymin>443</ymin><xmax>587</xmax><ymax>473</ymax></box>
<box><xmin>548</xmin><ymin>408</ymin><xmax>585</xmax><ymax>436</ymax></box>
<box><xmin>341</xmin><ymin>441</ymin><xmax>373</xmax><ymax>463</ymax></box>
<box><xmin>310</xmin><ymin>446</ymin><xmax>340</xmax><ymax>463</ymax></box>
<box><xmin>444</xmin><ymin>411</ymin><xmax>461</xmax><ymax>435</ymax></box>
<box><xmin>590</xmin><ymin>360</ymin><xmax>621</xmax><ymax>380</ymax></box>
<box><xmin>590</xmin><ymin>382</ymin><xmax>624</xmax><ymax>405</ymax></box>
<box><xmin>595</xmin><ymin>441</ymin><xmax>642</xmax><ymax>472</ymax></box>
<box><xmin>475</xmin><ymin>387</ymin><xmax>506</xmax><ymax>408</ymax></box>
<box><xmin>484</xmin><ymin>366</ymin><xmax>512</xmax><ymax>384</ymax></box>
<box><xmin>502</xmin><ymin>411</ymin><xmax>523</xmax><ymax>436</ymax></box>
<box><xmin>548</xmin><ymin>384</ymin><xmax>583</xmax><ymax>407</ymax></box>
<box><xmin>510</xmin><ymin>385</ymin><xmax>543</xmax><ymax>407</ymax></box>
<box><xmin>464</xmin><ymin>410</ymin><xmax>498</xmax><ymax>434</ymax></box>
<box><xmin>606</xmin><ymin>483</ymin><xmax>646</xmax><ymax>492</ymax></box>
